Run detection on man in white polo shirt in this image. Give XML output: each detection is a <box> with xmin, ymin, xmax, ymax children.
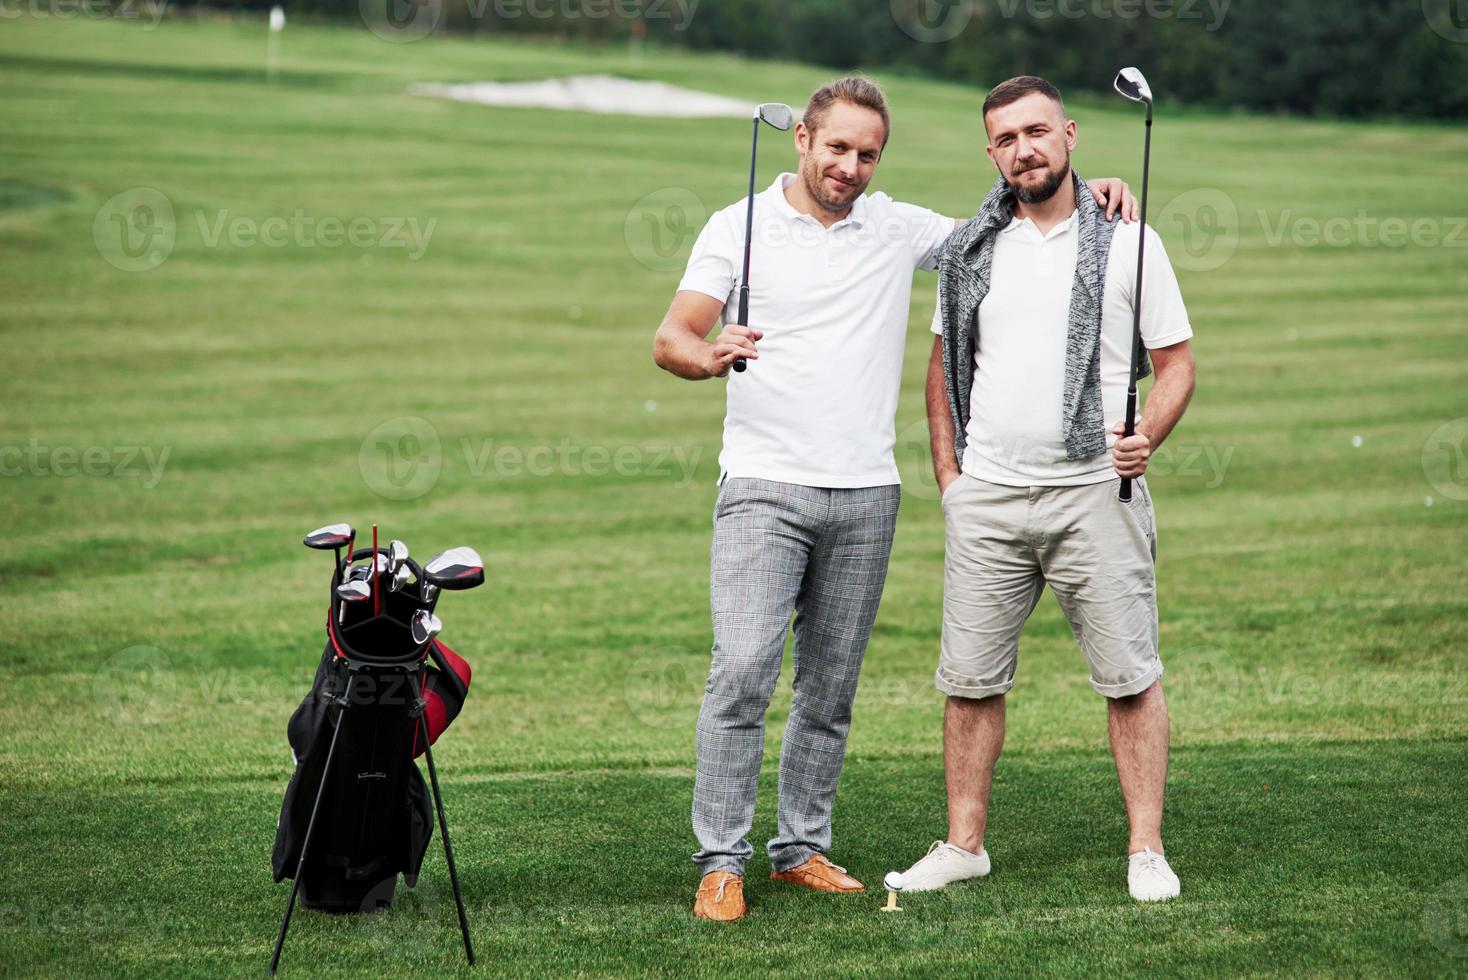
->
<box><xmin>895</xmin><ymin>76</ymin><xmax>1196</xmax><ymax>902</ymax></box>
<box><xmin>652</xmin><ymin>75</ymin><xmax>1136</xmax><ymax>921</ymax></box>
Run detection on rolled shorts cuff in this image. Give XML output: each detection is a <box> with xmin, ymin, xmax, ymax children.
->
<box><xmin>934</xmin><ymin>670</ymin><xmax>1013</xmax><ymax>700</ymax></box>
<box><xmin>1090</xmin><ymin>660</ymin><xmax>1164</xmax><ymax>699</ymax></box>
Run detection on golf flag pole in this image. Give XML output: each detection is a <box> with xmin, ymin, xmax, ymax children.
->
<box><xmin>732</xmin><ymin>112</ymin><xmax>760</xmax><ymax>374</ymax></box>
<box><xmin>266</xmin><ymin>5</ymin><xmax>284</xmax><ymax>83</ymax></box>
<box><xmin>1114</xmin><ymin>67</ymin><xmax>1154</xmax><ymax>504</ymax></box>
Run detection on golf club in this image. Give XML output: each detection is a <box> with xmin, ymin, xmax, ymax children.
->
<box><xmin>303</xmin><ymin>523</ymin><xmax>353</xmax><ymax>569</ymax></box>
<box><xmin>340</xmin><ymin>560</ymin><xmax>372</xmax><ymax>623</ymax></box>
<box><xmin>1113</xmin><ymin>66</ymin><xmax>1153</xmax><ymax>504</ymax></box>
<box><xmin>387</xmin><ymin>540</ymin><xmax>409</xmax><ymax>593</ymax></box>
<box><xmin>336</xmin><ymin>579</ymin><xmax>371</xmax><ymax>610</ymax></box>
<box><xmin>731</xmin><ymin>101</ymin><xmax>795</xmax><ymax>374</ymax></box>
<box><xmin>344</xmin><ymin>555</ymin><xmax>386</xmax><ymax>581</ymax></box>
<box><xmin>371</xmin><ymin>524</ymin><xmax>381</xmax><ymax>617</ymax></box>
<box><xmin>411</xmin><ymin>609</ymin><xmax>443</xmax><ymax>647</ymax></box>
<box><xmin>423</xmin><ymin>547</ymin><xmax>485</xmax><ymax>592</ymax></box>
<box><xmin>336</xmin><ymin>571</ymin><xmax>376</xmax><ymax>624</ymax></box>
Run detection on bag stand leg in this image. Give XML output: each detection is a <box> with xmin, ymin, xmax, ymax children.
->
<box><xmin>413</xmin><ymin>670</ymin><xmax>476</xmax><ymax>966</ymax></box>
<box><xmin>270</xmin><ymin>672</ymin><xmax>357</xmax><ymax>976</ymax></box>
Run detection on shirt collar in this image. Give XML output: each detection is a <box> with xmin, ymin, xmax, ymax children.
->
<box><xmin>1002</xmin><ymin>209</ymin><xmax>1079</xmax><ymax>242</ymax></box>
<box><xmin>765</xmin><ymin>173</ymin><xmax>869</xmax><ymax>228</ymax></box>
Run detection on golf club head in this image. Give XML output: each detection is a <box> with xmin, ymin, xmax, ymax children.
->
<box><xmin>389</xmin><ymin>539</ymin><xmax>408</xmax><ymax>573</ymax></box>
<box><xmin>304</xmin><ymin>523</ymin><xmax>353</xmax><ymax>551</ymax></box>
<box><xmin>346</xmin><ymin>564</ymin><xmax>371</xmax><ymax>583</ymax></box>
<box><xmin>1114</xmin><ymin>67</ymin><xmax>1153</xmax><ymax>105</ymax></box>
<box><xmin>423</xmin><ymin>547</ymin><xmax>485</xmax><ymax>591</ymax></box>
<box><xmin>389</xmin><ymin>562</ymin><xmax>412</xmax><ymax>594</ymax></box>
<box><xmin>336</xmin><ymin>579</ymin><xmax>372</xmax><ymax>603</ymax></box>
<box><xmin>411</xmin><ymin>609</ymin><xmax>443</xmax><ymax>646</ymax></box>
<box><xmin>422</xmin><ymin>582</ymin><xmax>439</xmax><ymax>606</ymax></box>
<box><xmin>757</xmin><ymin>102</ymin><xmax>795</xmax><ymax>131</ymax></box>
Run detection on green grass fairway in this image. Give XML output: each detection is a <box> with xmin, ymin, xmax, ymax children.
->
<box><xmin>3</xmin><ymin>15</ymin><xmax>1467</xmax><ymax>978</ymax></box>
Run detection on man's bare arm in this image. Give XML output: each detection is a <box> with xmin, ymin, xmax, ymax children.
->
<box><xmin>926</xmin><ymin>335</ymin><xmax>961</xmax><ymax>494</ymax></box>
<box><xmin>652</xmin><ymin>291</ymin><xmax>761</xmax><ymax>380</ymax></box>
<box><xmin>1111</xmin><ymin>339</ymin><xmax>1197</xmax><ymax>479</ymax></box>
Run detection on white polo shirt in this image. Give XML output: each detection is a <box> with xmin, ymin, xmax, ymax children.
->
<box><xmin>929</xmin><ymin>212</ymin><xmax>1193</xmax><ymax>487</ymax></box>
<box><xmin>680</xmin><ymin>174</ymin><xmax>954</xmax><ymax>488</ymax></box>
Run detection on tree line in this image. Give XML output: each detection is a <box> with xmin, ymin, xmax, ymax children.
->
<box><xmin>224</xmin><ymin>0</ymin><xmax>1468</xmax><ymax>119</ymax></box>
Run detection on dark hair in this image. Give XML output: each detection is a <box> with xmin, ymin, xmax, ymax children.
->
<box><xmin>804</xmin><ymin>75</ymin><xmax>891</xmax><ymax>148</ymax></box>
<box><xmin>982</xmin><ymin>76</ymin><xmax>1067</xmax><ymax>123</ymax></box>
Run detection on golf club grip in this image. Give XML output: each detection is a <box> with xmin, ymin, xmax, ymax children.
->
<box><xmin>1119</xmin><ymin>385</ymin><xmax>1139</xmax><ymax>503</ymax></box>
<box><xmin>732</xmin><ymin>285</ymin><xmax>750</xmax><ymax>374</ymax></box>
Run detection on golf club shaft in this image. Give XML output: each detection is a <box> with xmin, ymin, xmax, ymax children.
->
<box><xmin>371</xmin><ymin>524</ymin><xmax>380</xmax><ymax>617</ymax></box>
<box><xmin>731</xmin><ymin>114</ymin><xmax>760</xmax><ymax>375</ymax></box>
<box><xmin>1120</xmin><ymin>112</ymin><xmax>1152</xmax><ymax>504</ymax></box>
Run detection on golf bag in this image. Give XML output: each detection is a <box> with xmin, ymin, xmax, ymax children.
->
<box><xmin>270</xmin><ymin>543</ymin><xmax>477</xmax><ymax>973</ymax></box>
<box><xmin>272</xmin><ymin>645</ymin><xmax>408</xmax><ymax>911</ymax></box>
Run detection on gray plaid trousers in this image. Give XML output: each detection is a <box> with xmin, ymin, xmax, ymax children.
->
<box><xmin>692</xmin><ymin>478</ymin><xmax>900</xmax><ymax>876</ymax></box>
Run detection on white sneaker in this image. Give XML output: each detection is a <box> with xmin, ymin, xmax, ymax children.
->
<box><xmin>894</xmin><ymin>840</ymin><xmax>991</xmax><ymax>893</ymax></box>
<box><xmin>1128</xmin><ymin>848</ymin><xmax>1180</xmax><ymax>902</ymax></box>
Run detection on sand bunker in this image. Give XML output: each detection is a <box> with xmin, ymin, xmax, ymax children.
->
<box><xmin>410</xmin><ymin>74</ymin><xmax>753</xmax><ymax>119</ymax></box>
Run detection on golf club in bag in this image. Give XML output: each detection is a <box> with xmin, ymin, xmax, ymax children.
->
<box><xmin>1113</xmin><ymin>66</ymin><xmax>1154</xmax><ymax>504</ymax></box>
<box><xmin>731</xmin><ymin>102</ymin><xmax>795</xmax><ymax>374</ymax></box>
<box><xmin>270</xmin><ymin>526</ymin><xmax>485</xmax><ymax>974</ymax></box>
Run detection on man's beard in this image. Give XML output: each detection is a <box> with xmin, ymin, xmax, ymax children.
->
<box><xmin>1010</xmin><ymin>156</ymin><xmax>1069</xmax><ymax>204</ymax></box>
<box><xmin>801</xmin><ymin>157</ymin><xmax>866</xmax><ymax>213</ymax></box>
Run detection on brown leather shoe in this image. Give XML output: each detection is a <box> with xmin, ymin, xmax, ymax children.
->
<box><xmin>693</xmin><ymin>871</ymin><xmax>746</xmax><ymax>921</ymax></box>
<box><xmin>770</xmin><ymin>854</ymin><xmax>865</xmax><ymax>893</ymax></box>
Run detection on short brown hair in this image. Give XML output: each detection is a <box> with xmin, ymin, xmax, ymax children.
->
<box><xmin>803</xmin><ymin>75</ymin><xmax>891</xmax><ymax>149</ymax></box>
<box><xmin>982</xmin><ymin>75</ymin><xmax>1066</xmax><ymax>123</ymax></box>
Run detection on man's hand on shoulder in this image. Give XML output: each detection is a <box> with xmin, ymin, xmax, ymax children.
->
<box><xmin>1090</xmin><ymin>178</ymin><xmax>1140</xmax><ymax>223</ymax></box>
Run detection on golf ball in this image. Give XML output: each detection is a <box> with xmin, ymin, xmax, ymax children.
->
<box><xmin>884</xmin><ymin>871</ymin><xmax>904</xmax><ymax>891</ymax></box>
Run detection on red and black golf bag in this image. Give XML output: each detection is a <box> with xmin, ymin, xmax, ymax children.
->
<box><xmin>270</xmin><ymin>635</ymin><xmax>470</xmax><ymax>911</ymax></box>
<box><xmin>269</xmin><ymin>548</ymin><xmax>476</xmax><ymax>973</ymax></box>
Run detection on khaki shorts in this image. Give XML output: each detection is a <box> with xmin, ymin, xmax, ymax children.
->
<box><xmin>937</xmin><ymin>473</ymin><xmax>1162</xmax><ymax>700</ymax></box>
